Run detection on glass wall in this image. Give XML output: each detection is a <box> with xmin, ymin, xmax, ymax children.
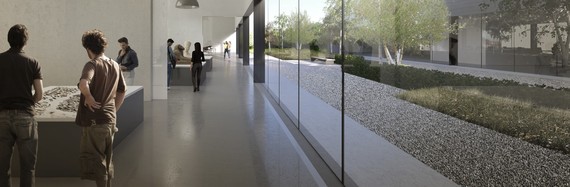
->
<box><xmin>266</xmin><ymin>0</ymin><xmax>280</xmax><ymax>100</ymax></box>
<box><xmin>260</xmin><ymin>0</ymin><xmax>570</xmax><ymax>186</ymax></box>
<box><xmin>298</xmin><ymin>0</ymin><xmax>343</xmax><ymax>179</ymax></box>
<box><xmin>264</xmin><ymin>0</ymin><xmax>343</xmax><ymax>180</ymax></box>
<box><xmin>276</xmin><ymin>0</ymin><xmax>300</xmax><ymax>127</ymax></box>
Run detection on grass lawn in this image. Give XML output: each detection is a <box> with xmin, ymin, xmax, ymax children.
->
<box><xmin>265</xmin><ymin>48</ymin><xmax>330</xmax><ymax>60</ymax></box>
<box><xmin>398</xmin><ymin>87</ymin><xmax>570</xmax><ymax>153</ymax></box>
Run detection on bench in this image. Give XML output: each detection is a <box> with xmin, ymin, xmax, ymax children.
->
<box><xmin>310</xmin><ymin>56</ymin><xmax>335</xmax><ymax>65</ymax></box>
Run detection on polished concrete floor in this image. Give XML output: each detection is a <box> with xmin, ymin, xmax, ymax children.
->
<box><xmin>11</xmin><ymin>56</ymin><xmax>328</xmax><ymax>187</ymax></box>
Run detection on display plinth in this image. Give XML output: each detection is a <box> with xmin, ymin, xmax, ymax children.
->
<box><xmin>11</xmin><ymin>86</ymin><xmax>144</xmax><ymax>177</ymax></box>
<box><xmin>171</xmin><ymin>61</ymin><xmax>208</xmax><ymax>86</ymax></box>
<box><xmin>204</xmin><ymin>56</ymin><xmax>213</xmax><ymax>71</ymax></box>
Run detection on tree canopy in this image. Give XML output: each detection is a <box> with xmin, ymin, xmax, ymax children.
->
<box><xmin>351</xmin><ymin>0</ymin><xmax>449</xmax><ymax>49</ymax></box>
<box><xmin>481</xmin><ymin>0</ymin><xmax>570</xmax><ymax>65</ymax></box>
<box><xmin>283</xmin><ymin>10</ymin><xmax>318</xmax><ymax>49</ymax></box>
<box><xmin>480</xmin><ymin>0</ymin><xmax>570</xmax><ymax>41</ymax></box>
<box><xmin>350</xmin><ymin>0</ymin><xmax>451</xmax><ymax>64</ymax></box>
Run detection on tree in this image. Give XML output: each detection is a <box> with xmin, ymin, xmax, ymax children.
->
<box><xmin>265</xmin><ymin>22</ymin><xmax>278</xmax><ymax>51</ymax></box>
<box><xmin>351</xmin><ymin>0</ymin><xmax>452</xmax><ymax>65</ymax></box>
<box><xmin>480</xmin><ymin>0</ymin><xmax>570</xmax><ymax>66</ymax></box>
<box><xmin>321</xmin><ymin>0</ymin><xmax>360</xmax><ymax>55</ymax></box>
<box><xmin>283</xmin><ymin>10</ymin><xmax>317</xmax><ymax>50</ymax></box>
<box><xmin>273</xmin><ymin>14</ymin><xmax>289</xmax><ymax>48</ymax></box>
<box><xmin>322</xmin><ymin>0</ymin><xmax>344</xmax><ymax>54</ymax></box>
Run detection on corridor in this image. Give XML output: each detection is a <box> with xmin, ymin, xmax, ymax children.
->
<box><xmin>12</xmin><ymin>55</ymin><xmax>328</xmax><ymax>187</ymax></box>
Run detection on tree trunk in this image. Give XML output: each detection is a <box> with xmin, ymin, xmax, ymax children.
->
<box><xmin>396</xmin><ymin>48</ymin><xmax>403</xmax><ymax>65</ymax></box>
<box><xmin>384</xmin><ymin>45</ymin><xmax>395</xmax><ymax>64</ymax></box>
<box><xmin>268</xmin><ymin>41</ymin><xmax>272</xmax><ymax>51</ymax></box>
<box><xmin>554</xmin><ymin>21</ymin><xmax>568</xmax><ymax>67</ymax></box>
<box><xmin>378</xmin><ymin>45</ymin><xmax>384</xmax><ymax>63</ymax></box>
<box><xmin>339</xmin><ymin>30</ymin><xmax>343</xmax><ymax>55</ymax></box>
<box><xmin>562</xmin><ymin>11</ymin><xmax>570</xmax><ymax>66</ymax></box>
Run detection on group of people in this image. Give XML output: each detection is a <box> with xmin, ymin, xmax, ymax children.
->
<box><xmin>0</xmin><ymin>24</ymin><xmax>137</xmax><ymax>187</ymax></box>
<box><xmin>166</xmin><ymin>39</ymin><xmax>206</xmax><ymax>92</ymax></box>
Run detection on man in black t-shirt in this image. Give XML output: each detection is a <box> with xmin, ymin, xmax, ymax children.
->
<box><xmin>0</xmin><ymin>24</ymin><xmax>43</xmax><ymax>187</ymax></box>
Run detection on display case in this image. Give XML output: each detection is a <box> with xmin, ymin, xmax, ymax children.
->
<box><xmin>171</xmin><ymin>56</ymin><xmax>213</xmax><ymax>86</ymax></box>
<box><xmin>12</xmin><ymin>86</ymin><xmax>144</xmax><ymax>177</ymax></box>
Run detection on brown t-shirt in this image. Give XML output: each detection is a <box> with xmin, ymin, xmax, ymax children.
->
<box><xmin>0</xmin><ymin>48</ymin><xmax>42</xmax><ymax>115</ymax></box>
<box><xmin>75</xmin><ymin>57</ymin><xmax>126</xmax><ymax>126</ymax></box>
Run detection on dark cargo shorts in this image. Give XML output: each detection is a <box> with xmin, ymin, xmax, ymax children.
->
<box><xmin>79</xmin><ymin>123</ymin><xmax>117</xmax><ymax>181</ymax></box>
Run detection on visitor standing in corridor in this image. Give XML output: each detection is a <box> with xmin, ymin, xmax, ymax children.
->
<box><xmin>0</xmin><ymin>24</ymin><xmax>43</xmax><ymax>187</ymax></box>
<box><xmin>116</xmin><ymin>37</ymin><xmax>138</xmax><ymax>85</ymax></box>
<box><xmin>191</xmin><ymin>42</ymin><xmax>205</xmax><ymax>92</ymax></box>
<box><xmin>76</xmin><ymin>29</ymin><xmax>126</xmax><ymax>187</ymax></box>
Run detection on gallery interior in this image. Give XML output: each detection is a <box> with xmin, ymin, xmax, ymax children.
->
<box><xmin>1</xmin><ymin>0</ymin><xmax>570</xmax><ymax>186</ymax></box>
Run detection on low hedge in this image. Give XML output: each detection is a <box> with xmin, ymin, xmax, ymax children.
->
<box><xmin>343</xmin><ymin>57</ymin><xmax>524</xmax><ymax>90</ymax></box>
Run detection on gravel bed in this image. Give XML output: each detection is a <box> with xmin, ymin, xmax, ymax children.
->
<box><xmin>267</xmin><ymin>59</ymin><xmax>570</xmax><ymax>186</ymax></box>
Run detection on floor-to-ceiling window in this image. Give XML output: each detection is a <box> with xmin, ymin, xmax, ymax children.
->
<box><xmin>265</xmin><ymin>0</ymin><xmax>344</xmax><ymax>181</ymax></box>
<box><xmin>261</xmin><ymin>0</ymin><xmax>570</xmax><ymax>186</ymax></box>
<box><xmin>265</xmin><ymin>0</ymin><xmax>280</xmax><ymax>100</ymax></box>
<box><xmin>298</xmin><ymin>0</ymin><xmax>343</xmax><ymax>180</ymax></box>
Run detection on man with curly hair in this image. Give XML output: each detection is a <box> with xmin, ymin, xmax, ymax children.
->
<box><xmin>75</xmin><ymin>29</ymin><xmax>126</xmax><ymax>187</ymax></box>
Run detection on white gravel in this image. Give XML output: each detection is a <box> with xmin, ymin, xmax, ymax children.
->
<box><xmin>268</xmin><ymin>58</ymin><xmax>570</xmax><ymax>186</ymax></box>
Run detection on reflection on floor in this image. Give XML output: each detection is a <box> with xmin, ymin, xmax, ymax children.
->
<box><xmin>11</xmin><ymin>54</ymin><xmax>327</xmax><ymax>187</ymax></box>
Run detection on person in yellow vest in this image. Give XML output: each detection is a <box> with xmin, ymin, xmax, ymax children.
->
<box><xmin>223</xmin><ymin>41</ymin><xmax>229</xmax><ymax>59</ymax></box>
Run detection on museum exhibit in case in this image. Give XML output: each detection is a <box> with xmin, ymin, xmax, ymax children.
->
<box><xmin>11</xmin><ymin>86</ymin><xmax>144</xmax><ymax>177</ymax></box>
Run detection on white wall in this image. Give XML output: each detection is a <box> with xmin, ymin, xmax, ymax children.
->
<box><xmin>167</xmin><ymin>3</ymin><xmax>204</xmax><ymax>54</ymax></box>
<box><xmin>0</xmin><ymin>0</ymin><xmax>244</xmax><ymax>101</ymax></box>
<box><xmin>203</xmin><ymin>17</ymin><xmax>237</xmax><ymax>53</ymax></box>
<box><xmin>0</xmin><ymin>0</ymin><xmax>152</xmax><ymax>101</ymax></box>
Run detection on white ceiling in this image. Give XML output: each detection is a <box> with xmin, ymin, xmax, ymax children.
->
<box><xmin>172</xmin><ymin>0</ymin><xmax>252</xmax><ymax>17</ymax></box>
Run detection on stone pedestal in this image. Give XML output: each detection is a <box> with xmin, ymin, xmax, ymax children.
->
<box><xmin>171</xmin><ymin>62</ymin><xmax>207</xmax><ymax>86</ymax></box>
<box><xmin>11</xmin><ymin>86</ymin><xmax>144</xmax><ymax>177</ymax></box>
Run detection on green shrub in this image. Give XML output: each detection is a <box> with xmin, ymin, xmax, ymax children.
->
<box><xmin>334</xmin><ymin>54</ymin><xmax>368</xmax><ymax>65</ymax></box>
<box><xmin>309</xmin><ymin>39</ymin><xmax>320</xmax><ymax>52</ymax></box>
<box><xmin>398</xmin><ymin>87</ymin><xmax>570</xmax><ymax>154</ymax></box>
